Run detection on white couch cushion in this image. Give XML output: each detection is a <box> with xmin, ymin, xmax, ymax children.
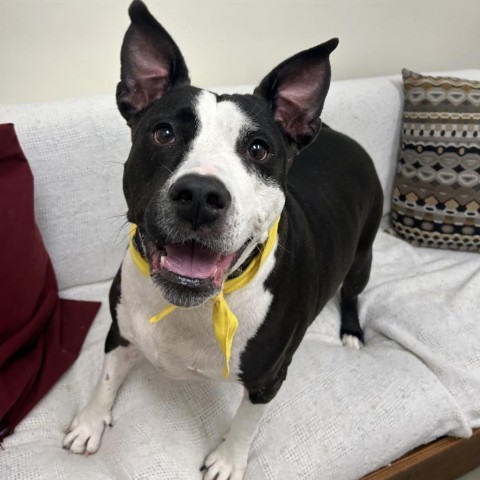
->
<box><xmin>0</xmin><ymin>96</ymin><xmax>130</xmax><ymax>290</ymax></box>
<box><xmin>1</xmin><ymin>227</ymin><xmax>479</xmax><ymax>479</ymax></box>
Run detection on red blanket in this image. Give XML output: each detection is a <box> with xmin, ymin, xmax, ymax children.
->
<box><xmin>0</xmin><ymin>124</ymin><xmax>100</xmax><ymax>442</ymax></box>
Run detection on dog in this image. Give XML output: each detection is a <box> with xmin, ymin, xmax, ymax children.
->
<box><xmin>63</xmin><ymin>1</ymin><xmax>383</xmax><ymax>478</ymax></box>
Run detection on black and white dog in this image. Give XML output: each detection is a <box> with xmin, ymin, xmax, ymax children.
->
<box><xmin>63</xmin><ymin>1</ymin><xmax>383</xmax><ymax>478</ymax></box>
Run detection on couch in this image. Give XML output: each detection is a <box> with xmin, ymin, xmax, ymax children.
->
<box><xmin>1</xmin><ymin>70</ymin><xmax>479</xmax><ymax>480</ymax></box>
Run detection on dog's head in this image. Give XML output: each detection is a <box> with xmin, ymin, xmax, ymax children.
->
<box><xmin>118</xmin><ymin>0</ymin><xmax>337</xmax><ymax>307</ymax></box>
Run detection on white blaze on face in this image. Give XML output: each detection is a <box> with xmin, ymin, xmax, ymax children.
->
<box><xmin>169</xmin><ymin>89</ymin><xmax>285</xmax><ymax>254</ymax></box>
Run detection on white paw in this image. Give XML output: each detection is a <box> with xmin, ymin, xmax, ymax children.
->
<box><xmin>201</xmin><ymin>442</ymin><xmax>247</xmax><ymax>480</ymax></box>
<box><xmin>342</xmin><ymin>334</ymin><xmax>363</xmax><ymax>350</ymax></box>
<box><xmin>62</xmin><ymin>408</ymin><xmax>112</xmax><ymax>455</ymax></box>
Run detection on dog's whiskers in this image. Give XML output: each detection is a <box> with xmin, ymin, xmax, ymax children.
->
<box><xmin>106</xmin><ymin>212</ymin><xmax>128</xmax><ymax>228</ymax></box>
<box><xmin>246</xmin><ymin>100</ymin><xmax>270</xmax><ymax>118</ymax></box>
<box><xmin>277</xmin><ymin>239</ymin><xmax>292</xmax><ymax>257</ymax></box>
<box><xmin>161</xmin><ymin>164</ymin><xmax>174</xmax><ymax>175</ymax></box>
<box><xmin>112</xmin><ymin>220</ymin><xmax>131</xmax><ymax>250</ymax></box>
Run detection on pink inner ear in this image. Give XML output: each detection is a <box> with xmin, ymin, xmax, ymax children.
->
<box><xmin>128</xmin><ymin>76</ymin><xmax>169</xmax><ymax>112</ymax></box>
<box><xmin>125</xmin><ymin>32</ymin><xmax>171</xmax><ymax>107</ymax></box>
<box><xmin>273</xmin><ymin>64</ymin><xmax>327</xmax><ymax>139</ymax></box>
<box><xmin>274</xmin><ymin>83</ymin><xmax>319</xmax><ymax>133</ymax></box>
<box><xmin>130</xmin><ymin>34</ymin><xmax>170</xmax><ymax>79</ymax></box>
<box><xmin>277</xmin><ymin>70</ymin><xmax>321</xmax><ymax>109</ymax></box>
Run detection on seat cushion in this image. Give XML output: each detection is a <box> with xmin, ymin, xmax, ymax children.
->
<box><xmin>1</xmin><ymin>228</ymin><xmax>479</xmax><ymax>479</ymax></box>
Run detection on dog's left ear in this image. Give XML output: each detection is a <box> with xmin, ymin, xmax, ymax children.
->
<box><xmin>116</xmin><ymin>0</ymin><xmax>190</xmax><ymax>123</ymax></box>
<box><xmin>254</xmin><ymin>38</ymin><xmax>338</xmax><ymax>150</ymax></box>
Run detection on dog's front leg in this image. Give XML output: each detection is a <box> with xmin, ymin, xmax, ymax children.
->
<box><xmin>202</xmin><ymin>389</ymin><xmax>268</xmax><ymax>480</ymax></box>
<box><xmin>62</xmin><ymin>343</ymin><xmax>139</xmax><ymax>455</ymax></box>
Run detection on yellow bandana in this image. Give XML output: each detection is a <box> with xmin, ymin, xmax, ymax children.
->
<box><xmin>129</xmin><ymin>218</ymin><xmax>280</xmax><ymax>378</ymax></box>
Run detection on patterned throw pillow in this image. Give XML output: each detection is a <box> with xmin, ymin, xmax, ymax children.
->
<box><xmin>391</xmin><ymin>69</ymin><xmax>480</xmax><ymax>252</ymax></box>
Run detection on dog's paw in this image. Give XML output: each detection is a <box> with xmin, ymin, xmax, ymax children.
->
<box><xmin>62</xmin><ymin>408</ymin><xmax>112</xmax><ymax>455</ymax></box>
<box><xmin>342</xmin><ymin>334</ymin><xmax>363</xmax><ymax>350</ymax></box>
<box><xmin>201</xmin><ymin>443</ymin><xmax>247</xmax><ymax>480</ymax></box>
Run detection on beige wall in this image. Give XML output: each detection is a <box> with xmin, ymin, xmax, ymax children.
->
<box><xmin>1</xmin><ymin>0</ymin><xmax>479</xmax><ymax>105</ymax></box>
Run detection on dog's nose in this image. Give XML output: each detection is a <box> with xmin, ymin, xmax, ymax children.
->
<box><xmin>168</xmin><ymin>174</ymin><xmax>231</xmax><ymax>229</ymax></box>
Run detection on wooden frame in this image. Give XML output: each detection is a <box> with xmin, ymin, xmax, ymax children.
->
<box><xmin>363</xmin><ymin>429</ymin><xmax>480</xmax><ymax>480</ymax></box>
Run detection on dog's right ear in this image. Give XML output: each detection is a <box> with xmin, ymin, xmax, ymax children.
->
<box><xmin>116</xmin><ymin>0</ymin><xmax>190</xmax><ymax>123</ymax></box>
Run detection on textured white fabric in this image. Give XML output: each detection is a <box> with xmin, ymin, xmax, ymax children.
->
<box><xmin>2</xmin><ymin>226</ymin><xmax>479</xmax><ymax>479</ymax></box>
<box><xmin>0</xmin><ymin>96</ymin><xmax>131</xmax><ymax>290</ymax></box>
<box><xmin>1</xmin><ymin>71</ymin><xmax>480</xmax><ymax>479</ymax></box>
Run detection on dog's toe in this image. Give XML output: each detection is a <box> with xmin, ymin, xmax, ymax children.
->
<box><xmin>342</xmin><ymin>334</ymin><xmax>363</xmax><ymax>350</ymax></box>
<box><xmin>202</xmin><ymin>444</ymin><xmax>246</xmax><ymax>480</ymax></box>
<box><xmin>62</xmin><ymin>409</ymin><xmax>111</xmax><ymax>455</ymax></box>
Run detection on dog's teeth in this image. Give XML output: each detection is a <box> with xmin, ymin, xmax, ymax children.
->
<box><xmin>160</xmin><ymin>256</ymin><xmax>165</xmax><ymax>266</ymax></box>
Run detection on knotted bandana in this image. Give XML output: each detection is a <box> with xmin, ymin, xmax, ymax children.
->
<box><xmin>129</xmin><ymin>218</ymin><xmax>280</xmax><ymax>377</ymax></box>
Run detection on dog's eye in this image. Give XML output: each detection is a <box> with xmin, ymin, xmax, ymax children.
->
<box><xmin>248</xmin><ymin>141</ymin><xmax>269</xmax><ymax>162</ymax></box>
<box><xmin>153</xmin><ymin>124</ymin><xmax>175</xmax><ymax>145</ymax></box>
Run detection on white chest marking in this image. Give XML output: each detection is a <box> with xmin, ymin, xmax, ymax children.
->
<box><xmin>116</xmin><ymin>241</ymin><xmax>278</xmax><ymax>382</ymax></box>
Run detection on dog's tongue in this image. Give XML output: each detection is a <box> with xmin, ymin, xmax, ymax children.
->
<box><xmin>163</xmin><ymin>241</ymin><xmax>234</xmax><ymax>282</ymax></box>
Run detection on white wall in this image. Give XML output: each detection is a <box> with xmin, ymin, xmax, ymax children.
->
<box><xmin>1</xmin><ymin>0</ymin><xmax>479</xmax><ymax>104</ymax></box>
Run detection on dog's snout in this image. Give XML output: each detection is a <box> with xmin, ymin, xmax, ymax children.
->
<box><xmin>168</xmin><ymin>174</ymin><xmax>231</xmax><ymax>229</ymax></box>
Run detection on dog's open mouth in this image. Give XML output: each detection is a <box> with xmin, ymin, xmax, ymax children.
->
<box><xmin>134</xmin><ymin>226</ymin><xmax>251</xmax><ymax>307</ymax></box>
<box><xmin>149</xmin><ymin>241</ymin><xmax>236</xmax><ymax>287</ymax></box>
